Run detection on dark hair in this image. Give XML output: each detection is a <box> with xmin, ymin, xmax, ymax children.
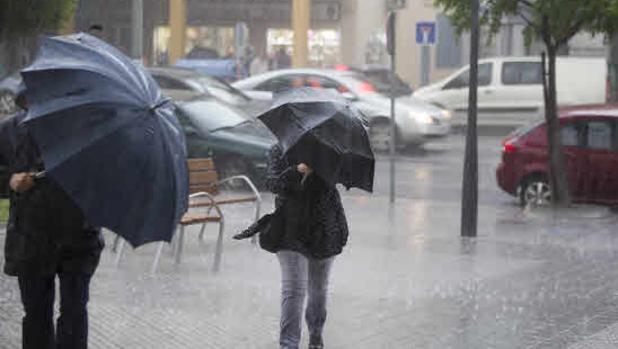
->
<box><xmin>88</xmin><ymin>24</ymin><xmax>103</xmax><ymax>32</ymax></box>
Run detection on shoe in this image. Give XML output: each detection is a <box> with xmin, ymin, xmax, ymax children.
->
<box><xmin>309</xmin><ymin>335</ymin><xmax>323</xmax><ymax>349</ymax></box>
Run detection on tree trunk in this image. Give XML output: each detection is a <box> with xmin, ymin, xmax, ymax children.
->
<box><xmin>543</xmin><ymin>45</ymin><xmax>571</xmax><ymax>206</ymax></box>
<box><xmin>461</xmin><ymin>0</ymin><xmax>479</xmax><ymax>237</ymax></box>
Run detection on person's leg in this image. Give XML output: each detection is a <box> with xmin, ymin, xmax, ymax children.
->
<box><xmin>57</xmin><ymin>272</ymin><xmax>91</xmax><ymax>349</ymax></box>
<box><xmin>305</xmin><ymin>256</ymin><xmax>335</xmax><ymax>348</ymax></box>
<box><xmin>18</xmin><ymin>275</ymin><xmax>56</xmax><ymax>349</ymax></box>
<box><xmin>277</xmin><ymin>250</ymin><xmax>309</xmax><ymax>349</ymax></box>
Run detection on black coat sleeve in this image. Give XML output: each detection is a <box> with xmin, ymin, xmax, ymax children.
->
<box><xmin>265</xmin><ymin>145</ymin><xmax>303</xmax><ymax>195</ymax></box>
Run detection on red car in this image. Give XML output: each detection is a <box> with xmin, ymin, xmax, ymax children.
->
<box><xmin>497</xmin><ymin>105</ymin><xmax>618</xmax><ymax>206</ymax></box>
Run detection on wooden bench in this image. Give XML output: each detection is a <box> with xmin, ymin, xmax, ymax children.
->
<box><xmin>114</xmin><ymin>158</ymin><xmax>262</xmax><ymax>273</ymax></box>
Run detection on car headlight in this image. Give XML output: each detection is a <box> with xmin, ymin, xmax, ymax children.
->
<box><xmin>417</xmin><ymin>113</ymin><xmax>435</xmax><ymax>125</ymax></box>
<box><xmin>441</xmin><ymin>109</ymin><xmax>453</xmax><ymax>120</ymax></box>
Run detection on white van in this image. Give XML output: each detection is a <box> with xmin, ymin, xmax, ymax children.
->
<box><xmin>414</xmin><ymin>57</ymin><xmax>607</xmax><ymax>127</ymax></box>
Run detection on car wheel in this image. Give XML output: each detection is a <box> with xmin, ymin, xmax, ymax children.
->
<box><xmin>520</xmin><ymin>177</ymin><xmax>552</xmax><ymax>207</ymax></box>
<box><xmin>370</xmin><ymin>121</ymin><xmax>393</xmax><ymax>153</ymax></box>
<box><xmin>0</xmin><ymin>91</ymin><xmax>16</xmax><ymax>117</ymax></box>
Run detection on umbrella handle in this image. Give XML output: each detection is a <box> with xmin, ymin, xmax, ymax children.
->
<box><xmin>32</xmin><ymin>171</ymin><xmax>46</xmax><ymax>179</ymax></box>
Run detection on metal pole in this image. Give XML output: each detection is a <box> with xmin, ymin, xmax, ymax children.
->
<box><xmin>389</xmin><ymin>52</ymin><xmax>397</xmax><ymax>203</ymax></box>
<box><xmin>387</xmin><ymin>12</ymin><xmax>397</xmax><ymax>204</ymax></box>
<box><xmin>131</xmin><ymin>0</ymin><xmax>143</xmax><ymax>60</ymax></box>
<box><xmin>461</xmin><ymin>0</ymin><xmax>479</xmax><ymax>237</ymax></box>
<box><xmin>420</xmin><ymin>45</ymin><xmax>431</xmax><ymax>87</ymax></box>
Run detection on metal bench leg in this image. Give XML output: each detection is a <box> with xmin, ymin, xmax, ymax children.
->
<box><xmin>114</xmin><ymin>239</ymin><xmax>126</xmax><ymax>267</ymax></box>
<box><xmin>213</xmin><ymin>220</ymin><xmax>225</xmax><ymax>272</ymax></box>
<box><xmin>174</xmin><ymin>226</ymin><xmax>185</xmax><ymax>265</ymax></box>
<box><xmin>151</xmin><ymin>242</ymin><xmax>166</xmax><ymax>275</ymax></box>
<box><xmin>251</xmin><ymin>200</ymin><xmax>261</xmax><ymax>245</ymax></box>
<box><xmin>198</xmin><ymin>207</ymin><xmax>214</xmax><ymax>241</ymax></box>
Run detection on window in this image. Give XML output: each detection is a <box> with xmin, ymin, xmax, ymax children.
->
<box><xmin>256</xmin><ymin>75</ymin><xmax>302</xmax><ymax>92</ymax></box>
<box><xmin>502</xmin><ymin>62</ymin><xmax>543</xmax><ymax>85</ymax></box>
<box><xmin>587</xmin><ymin>121</ymin><xmax>613</xmax><ymax>150</ymax></box>
<box><xmin>153</xmin><ymin>76</ymin><xmax>192</xmax><ymax>90</ymax></box>
<box><xmin>561</xmin><ymin>123</ymin><xmax>581</xmax><ymax>147</ymax></box>
<box><xmin>444</xmin><ymin>63</ymin><xmax>493</xmax><ymax>90</ymax></box>
<box><xmin>305</xmin><ymin>75</ymin><xmax>349</xmax><ymax>93</ymax></box>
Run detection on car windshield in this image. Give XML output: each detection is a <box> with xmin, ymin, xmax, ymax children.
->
<box><xmin>180</xmin><ymin>98</ymin><xmax>251</xmax><ymax>132</ymax></box>
<box><xmin>362</xmin><ymin>70</ymin><xmax>412</xmax><ymax>97</ymax></box>
<box><xmin>195</xmin><ymin>76</ymin><xmax>250</xmax><ymax>105</ymax></box>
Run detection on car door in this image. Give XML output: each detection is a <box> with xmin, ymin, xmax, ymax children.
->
<box><xmin>559</xmin><ymin>121</ymin><xmax>589</xmax><ymax>201</ymax></box>
<box><xmin>582</xmin><ymin>119</ymin><xmax>618</xmax><ymax>203</ymax></box>
<box><xmin>490</xmin><ymin>61</ymin><xmax>544</xmax><ymax>125</ymax></box>
<box><xmin>437</xmin><ymin>63</ymin><xmax>493</xmax><ymax>124</ymax></box>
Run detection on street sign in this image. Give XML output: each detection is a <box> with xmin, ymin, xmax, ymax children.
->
<box><xmin>416</xmin><ymin>21</ymin><xmax>437</xmax><ymax>45</ymax></box>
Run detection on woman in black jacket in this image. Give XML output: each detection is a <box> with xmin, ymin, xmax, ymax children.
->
<box><xmin>265</xmin><ymin>144</ymin><xmax>348</xmax><ymax>349</ymax></box>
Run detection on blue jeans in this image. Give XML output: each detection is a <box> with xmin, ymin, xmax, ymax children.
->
<box><xmin>18</xmin><ymin>272</ymin><xmax>92</xmax><ymax>349</ymax></box>
<box><xmin>277</xmin><ymin>250</ymin><xmax>335</xmax><ymax>349</ymax></box>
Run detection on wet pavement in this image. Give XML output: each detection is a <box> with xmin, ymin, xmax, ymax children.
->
<box><xmin>2</xmin><ymin>135</ymin><xmax>618</xmax><ymax>348</ymax></box>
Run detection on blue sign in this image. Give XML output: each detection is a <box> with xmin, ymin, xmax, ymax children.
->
<box><xmin>416</xmin><ymin>22</ymin><xmax>437</xmax><ymax>45</ymax></box>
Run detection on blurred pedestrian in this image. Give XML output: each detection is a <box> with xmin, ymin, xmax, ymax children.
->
<box><xmin>264</xmin><ymin>144</ymin><xmax>349</xmax><ymax>349</ymax></box>
<box><xmin>250</xmin><ymin>52</ymin><xmax>270</xmax><ymax>76</ymax></box>
<box><xmin>276</xmin><ymin>47</ymin><xmax>292</xmax><ymax>69</ymax></box>
<box><xmin>0</xmin><ymin>85</ymin><xmax>104</xmax><ymax>349</ymax></box>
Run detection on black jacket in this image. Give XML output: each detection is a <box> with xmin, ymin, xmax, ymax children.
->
<box><xmin>265</xmin><ymin>145</ymin><xmax>348</xmax><ymax>259</ymax></box>
<box><xmin>1</xmin><ymin>112</ymin><xmax>104</xmax><ymax>277</ymax></box>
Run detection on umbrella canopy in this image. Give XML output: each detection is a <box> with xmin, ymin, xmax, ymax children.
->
<box><xmin>258</xmin><ymin>88</ymin><xmax>374</xmax><ymax>192</ymax></box>
<box><xmin>20</xmin><ymin>33</ymin><xmax>189</xmax><ymax>247</ymax></box>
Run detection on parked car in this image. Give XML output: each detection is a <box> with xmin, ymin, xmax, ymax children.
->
<box><xmin>149</xmin><ymin>67</ymin><xmax>268</xmax><ymax>117</ymax></box>
<box><xmin>496</xmin><ymin>105</ymin><xmax>618</xmax><ymax>206</ymax></box>
<box><xmin>171</xmin><ymin>92</ymin><xmax>275</xmax><ymax>185</ymax></box>
<box><xmin>334</xmin><ymin>64</ymin><xmax>413</xmax><ymax>97</ymax></box>
<box><xmin>174</xmin><ymin>47</ymin><xmax>247</xmax><ymax>83</ymax></box>
<box><xmin>0</xmin><ymin>73</ymin><xmax>21</xmax><ymax>118</ymax></box>
<box><xmin>233</xmin><ymin>69</ymin><xmax>451</xmax><ymax>151</ymax></box>
<box><xmin>415</xmin><ymin>57</ymin><xmax>607</xmax><ymax>128</ymax></box>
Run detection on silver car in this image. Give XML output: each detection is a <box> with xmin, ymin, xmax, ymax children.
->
<box><xmin>233</xmin><ymin>69</ymin><xmax>451</xmax><ymax>151</ymax></box>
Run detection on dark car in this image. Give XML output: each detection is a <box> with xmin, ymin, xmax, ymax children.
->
<box><xmin>496</xmin><ymin>105</ymin><xmax>618</xmax><ymax>206</ymax></box>
<box><xmin>173</xmin><ymin>94</ymin><xmax>275</xmax><ymax>186</ymax></box>
<box><xmin>149</xmin><ymin>67</ymin><xmax>268</xmax><ymax>117</ymax></box>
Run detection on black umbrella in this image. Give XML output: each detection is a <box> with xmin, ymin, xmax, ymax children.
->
<box><xmin>20</xmin><ymin>33</ymin><xmax>189</xmax><ymax>247</ymax></box>
<box><xmin>258</xmin><ymin>88</ymin><xmax>374</xmax><ymax>192</ymax></box>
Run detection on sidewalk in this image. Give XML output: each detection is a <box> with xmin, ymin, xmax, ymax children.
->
<box><xmin>1</xmin><ymin>189</ymin><xmax>618</xmax><ymax>348</ymax></box>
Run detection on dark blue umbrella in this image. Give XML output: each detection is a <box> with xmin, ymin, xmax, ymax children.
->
<box><xmin>20</xmin><ymin>33</ymin><xmax>189</xmax><ymax>247</ymax></box>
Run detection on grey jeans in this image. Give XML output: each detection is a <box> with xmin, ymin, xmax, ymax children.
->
<box><xmin>277</xmin><ymin>250</ymin><xmax>335</xmax><ymax>349</ymax></box>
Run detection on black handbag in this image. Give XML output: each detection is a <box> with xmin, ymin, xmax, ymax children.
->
<box><xmin>258</xmin><ymin>206</ymin><xmax>285</xmax><ymax>253</ymax></box>
<box><xmin>233</xmin><ymin>206</ymin><xmax>285</xmax><ymax>253</ymax></box>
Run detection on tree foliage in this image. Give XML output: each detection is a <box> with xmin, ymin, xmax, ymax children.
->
<box><xmin>0</xmin><ymin>0</ymin><xmax>77</xmax><ymax>39</ymax></box>
<box><xmin>436</xmin><ymin>0</ymin><xmax>618</xmax><ymax>51</ymax></box>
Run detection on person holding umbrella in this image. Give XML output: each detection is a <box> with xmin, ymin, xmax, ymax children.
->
<box><xmin>246</xmin><ymin>88</ymin><xmax>374</xmax><ymax>349</ymax></box>
<box><xmin>1</xmin><ymin>32</ymin><xmax>188</xmax><ymax>349</ymax></box>
<box><xmin>0</xmin><ymin>85</ymin><xmax>104</xmax><ymax>349</ymax></box>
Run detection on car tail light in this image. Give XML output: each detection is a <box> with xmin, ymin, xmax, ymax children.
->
<box><xmin>358</xmin><ymin>81</ymin><xmax>376</xmax><ymax>93</ymax></box>
<box><xmin>502</xmin><ymin>139</ymin><xmax>519</xmax><ymax>153</ymax></box>
<box><xmin>334</xmin><ymin>64</ymin><xmax>350</xmax><ymax>71</ymax></box>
